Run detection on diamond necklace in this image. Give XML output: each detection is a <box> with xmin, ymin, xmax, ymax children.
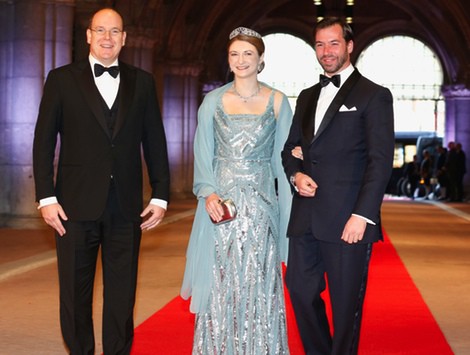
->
<box><xmin>232</xmin><ymin>83</ymin><xmax>261</xmax><ymax>102</ymax></box>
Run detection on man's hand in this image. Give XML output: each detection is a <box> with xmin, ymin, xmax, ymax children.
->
<box><xmin>40</xmin><ymin>203</ymin><xmax>68</xmax><ymax>236</ymax></box>
<box><xmin>140</xmin><ymin>204</ymin><xmax>166</xmax><ymax>231</ymax></box>
<box><xmin>341</xmin><ymin>215</ymin><xmax>367</xmax><ymax>244</ymax></box>
<box><xmin>293</xmin><ymin>173</ymin><xmax>318</xmax><ymax>197</ymax></box>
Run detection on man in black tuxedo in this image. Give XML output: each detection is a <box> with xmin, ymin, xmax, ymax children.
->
<box><xmin>33</xmin><ymin>8</ymin><xmax>170</xmax><ymax>354</ymax></box>
<box><xmin>282</xmin><ymin>17</ymin><xmax>394</xmax><ymax>354</ymax></box>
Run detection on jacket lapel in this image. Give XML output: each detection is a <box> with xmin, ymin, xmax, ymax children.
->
<box><xmin>112</xmin><ymin>61</ymin><xmax>135</xmax><ymax>139</ymax></box>
<box><xmin>312</xmin><ymin>68</ymin><xmax>362</xmax><ymax>142</ymax></box>
<box><xmin>301</xmin><ymin>86</ymin><xmax>322</xmax><ymax>143</ymax></box>
<box><xmin>74</xmin><ymin>60</ymin><xmax>111</xmax><ymax>138</ymax></box>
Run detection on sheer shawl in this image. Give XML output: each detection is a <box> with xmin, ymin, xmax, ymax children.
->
<box><xmin>180</xmin><ymin>82</ymin><xmax>293</xmax><ymax>313</ymax></box>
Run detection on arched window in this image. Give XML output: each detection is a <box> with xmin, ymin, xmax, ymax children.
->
<box><xmin>258</xmin><ymin>33</ymin><xmax>320</xmax><ymax>108</ymax></box>
<box><xmin>356</xmin><ymin>36</ymin><xmax>445</xmax><ymax>168</ymax></box>
<box><xmin>259</xmin><ymin>33</ymin><xmax>444</xmax><ymax>138</ymax></box>
<box><xmin>356</xmin><ymin>36</ymin><xmax>444</xmax><ymax>135</ymax></box>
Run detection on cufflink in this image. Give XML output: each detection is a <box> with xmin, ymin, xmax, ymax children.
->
<box><xmin>290</xmin><ymin>175</ymin><xmax>299</xmax><ymax>192</ymax></box>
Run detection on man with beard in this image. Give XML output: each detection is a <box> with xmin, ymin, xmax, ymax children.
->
<box><xmin>282</xmin><ymin>17</ymin><xmax>394</xmax><ymax>354</ymax></box>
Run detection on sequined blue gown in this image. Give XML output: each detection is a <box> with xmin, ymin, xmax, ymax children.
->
<box><xmin>192</xmin><ymin>92</ymin><xmax>289</xmax><ymax>354</ymax></box>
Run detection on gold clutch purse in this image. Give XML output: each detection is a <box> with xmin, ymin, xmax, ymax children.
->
<box><xmin>211</xmin><ymin>199</ymin><xmax>237</xmax><ymax>225</ymax></box>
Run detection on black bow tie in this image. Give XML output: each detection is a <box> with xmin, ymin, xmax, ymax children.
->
<box><xmin>319</xmin><ymin>74</ymin><xmax>340</xmax><ymax>88</ymax></box>
<box><xmin>94</xmin><ymin>63</ymin><xmax>119</xmax><ymax>78</ymax></box>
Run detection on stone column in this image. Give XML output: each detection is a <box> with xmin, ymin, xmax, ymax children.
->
<box><xmin>120</xmin><ymin>29</ymin><xmax>156</xmax><ymax>73</ymax></box>
<box><xmin>161</xmin><ymin>63</ymin><xmax>202</xmax><ymax>198</ymax></box>
<box><xmin>0</xmin><ymin>0</ymin><xmax>74</xmax><ymax>225</ymax></box>
<box><xmin>442</xmin><ymin>84</ymin><xmax>470</xmax><ymax>199</ymax></box>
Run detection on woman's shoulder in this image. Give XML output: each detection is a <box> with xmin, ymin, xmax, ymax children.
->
<box><xmin>259</xmin><ymin>83</ymin><xmax>291</xmax><ymax>118</ymax></box>
<box><xmin>197</xmin><ymin>83</ymin><xmax>233</xmax><ymax>122</ymax></box>
<box><xmin>199</xmin><ymin>83</ymin><xmax>231</xmax><ymax>114</ymax></box>
<box><xmin>260</xmin><ymin>82</ymin><xmax>287</xmax><ymax>98</ymax></box>
<box><xmin>205</xmin><ymin>82</ymin><xmax>232</xmax><ymax>100</ymax></box>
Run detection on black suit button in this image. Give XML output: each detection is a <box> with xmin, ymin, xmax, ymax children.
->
<box><xmin>312</xmin><ymin>160</ymin><xmax>318</xmax><ymax>164</ymax></box>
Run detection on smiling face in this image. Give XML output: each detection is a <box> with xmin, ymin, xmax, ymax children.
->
<box><xmin>228</xmin><ymin>40</ymin><xmax>264</xmax><ymax>79</ymax></box>
<box><xmin>86</xmin><ymin>8</ymin><xmax>126</xmax><ymax>66</ymax></box>
<box><xmin>314</xmin><ymin>23</ymin><xmax>353</xmax><ymax>75</ymax></box>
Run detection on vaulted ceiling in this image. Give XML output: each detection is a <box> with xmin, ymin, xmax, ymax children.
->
<box><xmin>76</xmin><ymin>0</ymin><xmax>470</xmax><ymax>86</ymax></box>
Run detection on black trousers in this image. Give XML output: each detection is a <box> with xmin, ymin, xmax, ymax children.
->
<box><xmin>285</xmin><ymin>233</ymin><xmax>372</xmax><ymax>355</ymax></box>
<box><xmin>55</xmin><ymin>186</ymin><xmax>142</xmax><ymax>355</ymax></box>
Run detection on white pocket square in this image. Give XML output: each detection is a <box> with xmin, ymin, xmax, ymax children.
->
<box><xmin>339</xmin><ymin>105</ymin><xmax>357</xmax><ymax>112</ymax></box>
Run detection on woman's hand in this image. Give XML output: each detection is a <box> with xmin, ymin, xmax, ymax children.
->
<box><xmin>206</xmin><ymin>193</ymin><xmax>224</xmax><ymax>223</ymax></box>
<box><xmin>292</xmin><ymin>146</ymin><xmax>303</xmax><ymax>160</ymax></box>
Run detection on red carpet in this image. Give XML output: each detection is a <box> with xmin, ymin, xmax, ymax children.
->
<box><xmin>131</xmin><ymin>232</ymin><xmax>453</xmax><ymax>354</ymax></box>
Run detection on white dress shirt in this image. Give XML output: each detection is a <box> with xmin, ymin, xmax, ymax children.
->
<box><xmin>38</xmin><ymin>55</ymin><xmax>167</xmax><ymax>211</ymax></box>
<box><xmin>314</xmin><ymin>64</ymin><xmax>354</xmax><ymax>134</ymax></box>
<box><xmin>315</xmin><ymin>64</ymin><xmax>374</xmax><ymax>225</ymax></box>
<box><xmin>89</xmin><ymin>55</ymin><xmax>120</xmax><ymax>109</ymax></box>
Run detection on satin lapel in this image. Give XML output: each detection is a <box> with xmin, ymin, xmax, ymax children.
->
<box><xmin>301</xmin><ymin>85</ymin><xmax>322</xmax><ymax>143</ymax></box>
<box><xmin>312</xmin><ymin>69</ymin><xmax>362</xmax><ymax>142</ymax></box>
<box><xmin>112</xmin><ymin>62</ymin><xmax>135</xmax><ymax>140</ymax></box>
<box><xmin>75</xmin><ymin>61</ymin><xmax>111</xmax><ymax>138</ymax></box>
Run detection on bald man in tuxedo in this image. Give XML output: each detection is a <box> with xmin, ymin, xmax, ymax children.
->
<box><xmin>33</xmin><ymin>8</ymin><xmax>170</xmax><ymax>354</ymax></box>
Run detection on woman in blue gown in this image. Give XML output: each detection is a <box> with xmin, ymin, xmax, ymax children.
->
<box><xmin>181</xmin><ymin>27</ymin><xmax>293</xmax><ymax>354</ymax></box>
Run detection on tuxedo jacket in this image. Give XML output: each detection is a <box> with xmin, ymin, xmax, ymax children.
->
<box><xmin>282</xmin><ymin>69</ymin><xmax>394</xmax><ymax>243</ymax></box>
<box><xmin>33</xmin><ymin>59</ymin><xmax>170</xmax><ymax>222</ymax></box>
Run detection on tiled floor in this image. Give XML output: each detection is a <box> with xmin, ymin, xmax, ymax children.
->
<box><xmin>0</xmin><ymin>198</ymin><xmax>469</xmax><ymax>354</ymax></box>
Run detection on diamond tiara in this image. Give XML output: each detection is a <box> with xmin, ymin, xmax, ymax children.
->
<box><xmin>229</xmin><ymin>27</ymin><xmax>262</xmax><ymax>40</ymax></box>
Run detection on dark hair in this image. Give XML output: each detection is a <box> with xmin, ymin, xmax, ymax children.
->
<box><xmin>314</xmin><ymin>17</ymin><xmax>354</xmax><ymax>43</ymax></box>
<box><xmin>227</xmin><ymin>34</ymin><xmax>266</xmax><ymax>72</ymax></box>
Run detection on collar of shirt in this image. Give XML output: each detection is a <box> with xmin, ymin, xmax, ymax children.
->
<box><xmin>314</xmin><ymin>64</ymin><xmax>355</xmax><ymax>134</ymax></box>
<box><xmin>89</xmin><ymin>54</ymin><xmax>119</xmax><ymax>78</ymax></box>
<box><xmin>335</xmin><ymin>64</ymin><xmax>354</xmax><ymax>88</ymax></box>
<box><xmin>89</xmin><ymin>54</ymin><xmax>120</xmax><ymax>108</ymax></box>
<box><xmin>321</xmin><ymin>63</ymin><xmax>354</xmax><ymax>91</ymax></box>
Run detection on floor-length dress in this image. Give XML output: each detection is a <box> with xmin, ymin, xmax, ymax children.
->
<box><xmin>192</xmin><ymin>91</ymin><xmax>289</xmax><ymax>354</ymax></box>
